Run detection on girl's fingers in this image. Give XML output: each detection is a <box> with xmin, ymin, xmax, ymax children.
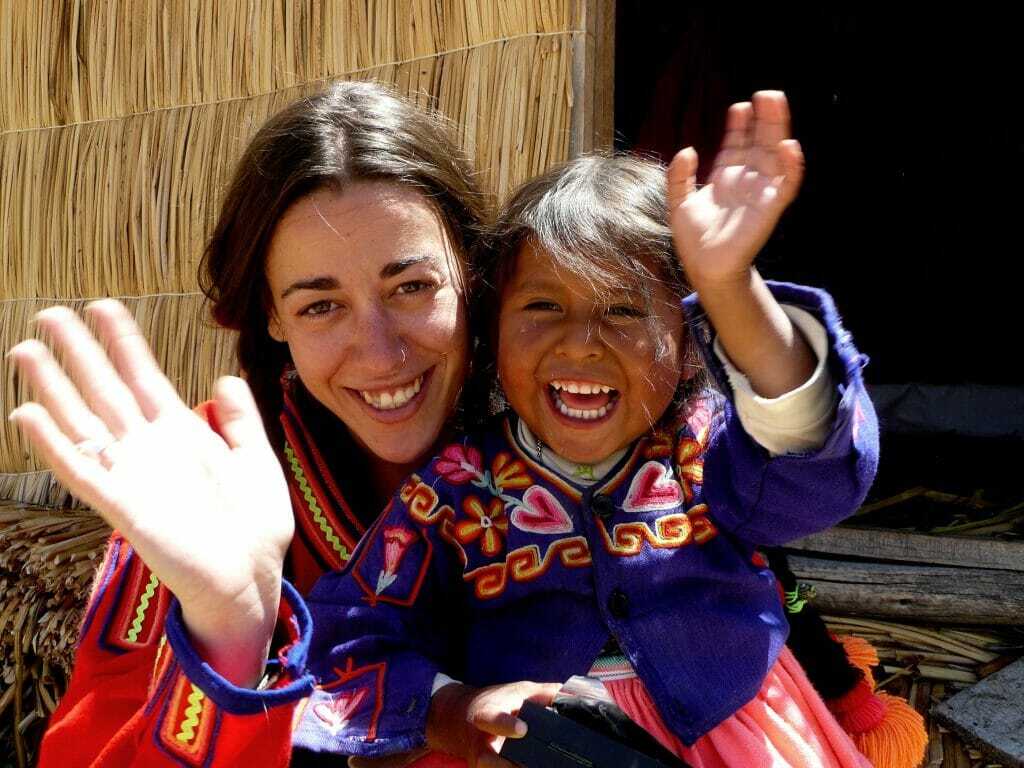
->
<box><xmin>85</xmin><ymin>300</ymin><xmax>185</xmax><ymax>420</ymax></box>
<box><xmin>468</xmin><ymin>708</ymin><xmax>525</xmax><ymax>739</ymax></box>
<box><xmin>713</xmin><ymin>101</ymin><xmax>752</xmax><ymax>171</ymax></box>
<box><xmin>667</xmin><ymin>147</ymin><xmax>699</xmax><ymax>211</ymax></box>
<box><xmin>9</xmin><ymin>403</ymin><xmax>122</xmax><ymax>526</ymax></box>
<box><xmin>750</xmin><ymin>91</ymin><xmax>792</xmax><ymax>177</ymax></box>
<box><xmin>8</xmin><ymin>339</ymin><xmax>115</xmax><ymax>447</ymax></box>
<box><xmin>34</xmin><ymin>306</ymin><xmax>147</xmax><ymax>438</ymax></box>
<box><xmin>775</xmin><ymin>139</ymin><xmax>805</xmax><ymax>207</ymax></box>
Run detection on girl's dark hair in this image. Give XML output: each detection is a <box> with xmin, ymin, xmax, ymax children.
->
<box><xmin>475</xmin><ymin>153</ymin><xmax>706</xmax><ymax>425</ymax></box>
<box><xmin>199</xmin><ymin>81</ymin><xmax>487</xmax><ymax>445</ymax></box>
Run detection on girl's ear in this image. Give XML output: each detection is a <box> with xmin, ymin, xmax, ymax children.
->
<box><xmin>679</xmin><ymin>334</ymin><xmax>701</xmax><ymax>382</ymax></box>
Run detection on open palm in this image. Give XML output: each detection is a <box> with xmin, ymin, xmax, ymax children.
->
<box><xmin>9</xmin><ymin>301</ymin><xmax>293</xmax><ymax>682</ymax></box>
<box><xmin>668</xmin><ymin>91</ymin><xmax>804</xmax><ymax>287</ymax></box>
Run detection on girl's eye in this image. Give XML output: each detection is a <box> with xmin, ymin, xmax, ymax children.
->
<box><xmin>606</xmin><ymin>304</ymin><xmax>647</xmax><ymax>320</ymax></box>
<box><xmin>299</xmin><ymin>299</ymin><xmax>339</xmax><ymax>317</ymax></box>
<box><xmin>395</xmin><ymin>279</ymin><xmax>435</xmax><ymax>296</ymax></box>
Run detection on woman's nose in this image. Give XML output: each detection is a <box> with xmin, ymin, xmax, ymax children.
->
<box><xmin>350</xmin><ymin>302</ymin><xmax>407</xmax><ymax>378</ymax></box>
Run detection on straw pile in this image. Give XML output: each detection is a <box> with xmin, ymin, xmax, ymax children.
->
<box><xmin>2</xmin><ymin>2</ymin><xmax>580</xmax><ymax>764</ymax></box>
<box><xmin>0</xmin><ymin>501</ymin><xmax>110</xmax><ymax>766</ymax></box>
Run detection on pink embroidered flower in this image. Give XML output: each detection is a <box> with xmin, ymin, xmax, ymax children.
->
<box><xmin>382</xmin><ymin>526</ymin><xmax>416</xmax><ymax>575</ymax></box>
<box><xmin>674</xmin><ymin>438</ymin><xmax>704</xmax><ymax>503</ymax></box>
<box><xmin>435</xmin><ymin>443</ymin><xmax>484</xmax><ymax>484</ymax></box>
<box><xmin>491</xmin><ymin>452</ymin><xmax>531</xmax><ymax>490</ymax></box>
<box><xmin>455</xmin><ymin>496</ymin><xmax>508</xmax><ymax>557</ymax></box>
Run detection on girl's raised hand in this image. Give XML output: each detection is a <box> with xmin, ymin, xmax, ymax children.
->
<box><xmin>668</xmin><ymin>90</ymin><xmax>804</xmax><ymax>288</ymax></box>
<box><xmin>8</xmin><ymin>301</ymin><xmax>293</xmax><ymax>686</ymax></box>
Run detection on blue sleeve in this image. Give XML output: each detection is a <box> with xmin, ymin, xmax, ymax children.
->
<box><xmin>682</xmin><ymin>281</ymin><xmax>879</xmax><ymax>545</ymax></box>
<box><xmin>291</xmin><ymin>473</ymin><xmax>465</xmax><ymax>758</ymax></box>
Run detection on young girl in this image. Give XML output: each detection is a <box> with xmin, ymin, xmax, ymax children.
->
<box><xmin>290</xmin><ymin>91</ymin><xmax>881</xmax><ymax>767</ymax></box>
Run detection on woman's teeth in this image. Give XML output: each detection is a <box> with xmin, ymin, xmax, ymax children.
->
<box><xmin>361</xmin><ymin>375</ymin><xmax>423</xmax><ymax>410</ymax></box>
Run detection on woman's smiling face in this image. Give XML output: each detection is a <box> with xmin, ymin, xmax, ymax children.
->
<box><xmin>497</xmin><ymin>241</ymin><xmax>685</xmax><ymax>464</ymax></box>
<box><xmin>266</xmin><ymin>182</ymin><xmax>469</xmax><ymax>466</ymax></box>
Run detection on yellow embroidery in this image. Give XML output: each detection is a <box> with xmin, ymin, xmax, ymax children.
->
<box><xmin>464</xmin><ymin>536</ymin><xmax>592</xmax><ymax>599</ymax></box>
<box><xmin>599</xmin><ymin>505</ymin><xmax>718</xmax><ymax>556</ymax></box>
<box><xmin>126</xmin><ymin>573</ymin><xmax>160</xmax><ymax>643</ymax></box>
<box><xmin>285</xmin><ymin>445</ymin><xmax>350</xmax><ymax>561</ymax></box>
<box><xmin>175</xmin><ymin>684</ymin><xmax>205</xmax><ymax>743</ymax></box>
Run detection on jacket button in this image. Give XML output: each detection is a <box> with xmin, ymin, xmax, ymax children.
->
<box><xmin>607</xmin><ymin>588</ymin><xmax>629</xmax><ymax>618</ymax></box>
<box><xmin>591</xmin><ymin>494</ymin><xmax>616</xmax><ymax>521</ymax></box>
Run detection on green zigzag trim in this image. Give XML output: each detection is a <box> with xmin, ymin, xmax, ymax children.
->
<box><xmin>175</xmin><ymin>684</ymin><xmax>204</xmax><ymax>743</ymax></box>
<box><xmin>126</xmin><ymin>573</ymin><xmax>160</xmax><ymax>643</ymax></box>
<box><xmin>284</xmin><ymin>445</ymin><xmax>350</xmax><ymax>561</ymax></box>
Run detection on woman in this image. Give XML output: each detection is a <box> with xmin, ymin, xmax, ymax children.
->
<box><xmin>9</xmin><ymin>80</ymin><xmax>539</xmax><ymax>767</ymax></box>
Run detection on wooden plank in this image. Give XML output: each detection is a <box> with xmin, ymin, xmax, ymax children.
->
<box><xmin>569</xmin><ymin>0</ymin><xmax>615</xmax><ymax>155</ymax></box>
<box><xmin>787</xmin><ymin>526</ymin><xmax>1024</xmax><ymax>572</ymax></box>
<box><xmin>787</xmin><ymin>554</ymin><xmax>1024</xmax><ymax>626</ymax></box>
<box><xmin>932</xmin><ymin>658</ymin><xmax>1024</xmax><ymax>767</ymax></box>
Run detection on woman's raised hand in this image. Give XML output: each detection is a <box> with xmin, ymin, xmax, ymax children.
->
<box><xmin>8</xmin><ymin>301</ymin><xmax>293</xmax><ymax>686</ymax></box>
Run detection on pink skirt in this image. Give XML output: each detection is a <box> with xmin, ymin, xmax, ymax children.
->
<box><xmin>409</xmin><ymin>647</ymin><xmax>871</xmax><ymax>768</ymax></box>
<box><xmin>604</xmin><ymin>647</ymin><xmax>872</xmax><ymax>768</ymax></box>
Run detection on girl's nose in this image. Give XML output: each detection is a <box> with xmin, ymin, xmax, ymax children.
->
<box><xmin>554</xmin><ymin>316</ymin><xmax>604</xmax><ymax>361</ymax></box>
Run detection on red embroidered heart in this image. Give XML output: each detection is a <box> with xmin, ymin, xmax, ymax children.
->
<box><xmin>511</xmin><ymin>486</ymin><xmax>574</xmax><ymax>534</ymax></box>
<box><xmin>623</xmin><ymin>461</ymin><xmax>683</xmax><ymax>513</ymax></box>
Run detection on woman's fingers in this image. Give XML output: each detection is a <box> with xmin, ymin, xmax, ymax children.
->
<box><xmin>8</xmin><ymin>402</ymin><xmax>121</xmax><ymax>523</ymax></box>
<box><xmin>210</xmin><ymin>376</ymin><xmax>269</xmax><ymax>452</ymax></box>
<box><xmin>85</xmin><ymin>300</ymin><xmax>185</xmax><ymax>420</ymax></box>
<box><xmin>34</xmin><ymin>306</ymin><xmax>147</xmax><ymax>438</ymax></box>
<box><xmin>8</xmin><ymin>339</ymin><xmax>115</xmax><ymax>447</ymax></box>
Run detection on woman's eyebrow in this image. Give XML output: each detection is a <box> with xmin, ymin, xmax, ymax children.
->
<box><xmin>380</xmin><ymin>254</ymin><xmax>431</xmax><ymax>279</ymax></box>
<box><xmin>280</xmin><ymin>276</ymin><xmax>339</xmax><ymax>299</ymax></box>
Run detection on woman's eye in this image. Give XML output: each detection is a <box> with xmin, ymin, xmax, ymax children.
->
<box><xmin>395</xmin><ymin>280</ymin><xmax>434</xmax><ymax>296</ymax></box>
<box><xmin>524</xmin><ymin>300</ymin><xmax>560</xmax><ymax>312</ymax></box>
<box><xmin>299</xmin><ymin>300</ymin><xmax>339</xmax><ymax>317</ymax></box>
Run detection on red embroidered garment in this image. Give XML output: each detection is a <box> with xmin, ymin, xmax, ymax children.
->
<box><xmin>37</xmin><ymin>396</ymin><xmax>359</xmax><ymax>767</ymax></box>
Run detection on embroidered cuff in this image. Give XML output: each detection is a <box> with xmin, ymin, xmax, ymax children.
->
<box><xmin>713</xmin><ymin>305</ymin><xmax>838</xmax><ymax>456</ymax></box>
<box><xmin>163</xmin><ymin>579</ymin><xmax>316</xmax><ymax>715</ymax></box>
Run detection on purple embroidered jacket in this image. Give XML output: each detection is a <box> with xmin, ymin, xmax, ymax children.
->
<box><xmin>289</xmin><ymin>282</ymin><xmax>880</xmax><ymax>756</ymax></box>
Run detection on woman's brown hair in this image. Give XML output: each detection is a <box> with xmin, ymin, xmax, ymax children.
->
<box><xmin>199</xmin><ymin>81</ymin><xmax>487</xmax><ymax>445</ymax></box>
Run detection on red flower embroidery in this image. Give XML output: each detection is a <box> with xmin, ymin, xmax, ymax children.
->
<box><xmin>491</xmin><ymin>452</ymin><xmax>531</xmax><ymax>490</ymax></box>
<box><xmin>435</xmin><ymin>444</ymin><xmax>484</xmax><ymax>484</ymax></box>
<box><xmin>455</xmin><ymin>496</ymin><xmax>508</xmax><ymax>556</ymax></box>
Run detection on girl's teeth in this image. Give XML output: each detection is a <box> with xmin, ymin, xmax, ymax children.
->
<box><xmin>555</xmin><ymin>395</ymin><xmax>612</xmax><ymax>421</ymax></box>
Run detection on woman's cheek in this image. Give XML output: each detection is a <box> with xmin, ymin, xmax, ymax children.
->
<box><xmin>419</xmin><ymin>288</ymin><xmax>467</xmax><ymax>352</ymax></box>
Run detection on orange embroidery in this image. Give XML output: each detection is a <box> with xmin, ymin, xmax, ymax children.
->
<box><xmin>455</xmin><ymin>496</ymin><xmax>509</xmax><ymax>556</ymax></box>
<box><xmin>599</xmin><ymin>505</ymin><xmax>717</xmax><ymax>556</ymax></box>
<box><xmin>400</xmin><ymin>475</ymin><xmax>441</xmax><ymax>524</ymax></box>
<box><xmin>464</xmin><ymin>536</ymin><xmax>592</xmax><ymax>599</ymax></box>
